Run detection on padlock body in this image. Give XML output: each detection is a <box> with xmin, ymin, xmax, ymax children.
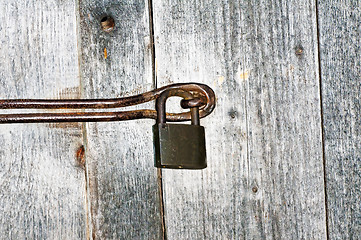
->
<box><xmin>153</xmin><ymin>123</ymin><xmax>206</xmax><ymax>169</ymax></box>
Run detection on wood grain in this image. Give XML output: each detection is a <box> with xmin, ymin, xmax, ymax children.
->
<box><xmin>0</xmin><ymin>0</ymin><xmax>86</xmax><ymax>239</ymax></box>
<box><xmin>317</xmin><ymin>1</ymin><xmax>361</xmax><ymax>239</ymax></box>
<box><xmin>77</xmin><ymin>0</ymin><xmax>163</xmax><ymax>239</ymax></box>
<box><xmin>152</xmin><ymin>0</ymin><xmax>327</xmax><ymax>239</ymax></box>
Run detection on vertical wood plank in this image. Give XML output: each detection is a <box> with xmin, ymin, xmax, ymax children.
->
<box><xmin>77</xmin><ymin>1</ymin><xmax>162</xmax><ymax>239</ymax></box>
<box><xmin>0</xmin><ymin>1</ymin><xmax>86</xmax><ymax>239</ymax></box>
<box><xmin>153</xmin><ymin>0</ymin><xmax>327</xmax><ymax>239</ymax></box>
<box><xmin>317</xmin><ymin>1</ymin><xmax>361</xmax><ymax>239</ymax></box>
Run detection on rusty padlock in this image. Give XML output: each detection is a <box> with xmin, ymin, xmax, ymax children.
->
<box><xmin>153</xmin><ymin>89</ymin><xmax>206</xmax><ymax>169</ymax></box>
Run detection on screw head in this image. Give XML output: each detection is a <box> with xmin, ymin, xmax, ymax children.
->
<box><xmin>101</xmin><ymin>16</ymin><xmax>115</xmax><ymax>33</ymax></box>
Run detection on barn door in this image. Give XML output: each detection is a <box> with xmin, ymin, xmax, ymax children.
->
<box><xmin>152</xmin><ymin>0</ymin><xmax>326</xmax><ymax>239</ymax></box>
<box><xmin>1</xmin><ymin>0</ymin><xmax>359</xmax><ymax>239</ymax></box>
<box><xmin>0</xmin><ymin>1</ymin><xmax>162</xmax><ymax>239</ymax></box>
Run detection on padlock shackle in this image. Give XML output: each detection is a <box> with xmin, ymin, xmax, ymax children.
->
<box><xmin>156</xmin><ymin>89</ymin><xmax>200</xmax><ymax>125</ymax></box>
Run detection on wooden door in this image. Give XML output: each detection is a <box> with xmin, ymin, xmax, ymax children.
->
<box><xmin>0</xmin><ymin>0</ymin><xmax>359</xmax><ymax>239</ymax></box>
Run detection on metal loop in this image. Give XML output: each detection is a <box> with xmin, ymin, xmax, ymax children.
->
<box><xmin>180</xmin><ymin>98</ymin><xmax>205</xmax><ymax>109</ymax></box>
<box><xmin>156</xmin><ymin>88</ymin><xmax>199</xmax><ymax>125</ymax></box>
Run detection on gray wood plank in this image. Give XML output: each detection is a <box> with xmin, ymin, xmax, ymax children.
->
<box><xmin>77</xmin><ymin>1</ymin><xmax>163</xmax><ymax>239</ymax></box>
<box><xmin>152</xmin><ymin>0</ymin><xmax>327</xmax><ymax>239</ymax></box>
<box><xmin>0</xmin><ymin>0</ymin><xmax>86</xmax><ymax>239</ymax></box>
<box><xmin>317</xmin><ymin>1</ymin><xmax>361</xmax><ymax>239</ymax></box>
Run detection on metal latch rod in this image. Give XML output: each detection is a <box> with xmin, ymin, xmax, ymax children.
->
<box><xmin>0</xmin><ymin>83</ymin><xmax>215</xmax><ymax>124</ymax></box>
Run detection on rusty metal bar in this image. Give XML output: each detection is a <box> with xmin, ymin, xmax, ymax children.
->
<box><xmin>0</xmin><ymin>83</ymin><xmax>215</xmax><ymax>124</ymax></box>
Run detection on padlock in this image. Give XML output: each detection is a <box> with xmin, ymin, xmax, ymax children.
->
<box><xmin>153</xmin><ymin>89</ymin><xmax>206</xmax><ymax>169</ymax></box>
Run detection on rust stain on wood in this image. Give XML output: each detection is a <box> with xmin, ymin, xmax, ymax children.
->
<box><xmin>76</xmin><ymin>145</ymin><xmax>86</xmax><ymax>169</ymax></box>
<box><xmin>104</xmin><ymin>48</ymin><xmax>107</xmax><ymax>59</ymax></box>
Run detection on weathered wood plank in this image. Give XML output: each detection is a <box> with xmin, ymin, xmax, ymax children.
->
<box><xmin>0</xmin><ymin>1</ymin><xmax>86</xmax><ymax>239</ymax></box>
<box><xmin>317</xmin><ymin>1</ymin><xmax>361</xmax><ymax>239</ymax></box>
<box><xmin>153</xmin><ymin>0</ymin><xmax>327</xmax><ymax>239</ymax></box>
<box><xmin>77</xmin><ymin>1</ymin><xmax>163</xmax><ymax>239</ymax></box>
